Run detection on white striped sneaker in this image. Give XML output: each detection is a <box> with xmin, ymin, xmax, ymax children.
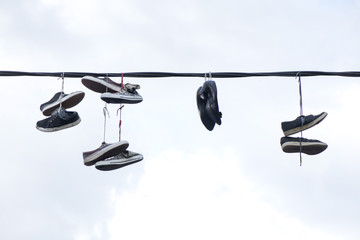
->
<box><xmin>95</xmin><ymin>150</ymin><xmax>143</xmax><ymax>171</ymax></box>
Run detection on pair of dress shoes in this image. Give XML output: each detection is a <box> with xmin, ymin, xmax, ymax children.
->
<box><xmin>196</xmin><ymin>80</ymin><xmax>222</xmax><ymax>131</ymax></box>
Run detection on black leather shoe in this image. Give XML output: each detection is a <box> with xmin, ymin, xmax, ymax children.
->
<box><xmin>196</xmin><ymin>80</ymin><xmax>222</xmax><ymax>131</ymax></box>
<box><xmin>196</xmin><ymin>86</ymin><xmax>215</xmax><ymax>131</ymax></box>
<box><xmin>203</xmin><ymin>81</ymin><xmax>222</xmax><ymax>125</ymax></box>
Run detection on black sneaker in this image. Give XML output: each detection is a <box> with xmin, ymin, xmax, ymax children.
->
<box><xmin>83</xmin><ymin>141</ymin><xmax>129</xmax><ymax>166</ymax></box>
<box><xmin>100</xmin><ymin>83</ymin><xmax>143</xmax><ymax>104</ymax></box>
<box><xmin>40</xmin><ymin>91</ymin><xmax>85</xmax><ymax>116</ymax></box>
<box><xmin>36</xmin><ymin>108</ymin><xmax>81</xmax><ymax>132</ymax></box>
<box><xmin>204</xmin><ymin>81</ymin><xmax>222</xmax><ymax>126</ymax></box>
<box><xmin>197</xmin><ymin>86</ymin><xmax>215</xmax><ymax>131</ymax></box>
<box><xmin>81</xmin><ymin>76</ymin><xmax>122</xmax><ymax>93</ymax></box>
<box><xmin>280</xmin><ymin>137</ymin><xmax>328</xmax><ymax>155</ymax></box>
<box><xmin>95</xmin><ymin>150</ymin><xmax>143</xmax><ymax>171</ymax></box>
<box><xmin>281</xmin><ymin>112</ymin><xmax>327</xmax><ymax>136</ymax></box>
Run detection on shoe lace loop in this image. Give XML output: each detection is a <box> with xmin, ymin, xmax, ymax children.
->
<box><xmin>103</xmin><ymin>104</ymin><xmax>110</xmax><ymax>142</ymax></box>
<box><xmin>58</xmin><ymin>72</ymin><xmax>65</xmax><ymax>109</ymax></box>
<box><xmin>117</xmin><ymin>105</ymin><xmax>124</xmax><ymax>142</ymax></box>
<box><xmin>297</xmin><ymin>72</ymin><xmax>303</xmax><ymax>166</ymax></box>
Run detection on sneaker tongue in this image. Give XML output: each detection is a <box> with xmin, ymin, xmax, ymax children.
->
<box><xmin>125</xmin><ymin>83</ymin><xmax>140</xmax><ymax>89</ymax></box>
<box><xmin>127</xmin><ymin>88</ymin><xmax>136</xmax><ymax>94</ymax></box>
<box><xmin>125</xmin><ymin>83</ymin><xmax>140</xmax><ymax>93</ymax></box>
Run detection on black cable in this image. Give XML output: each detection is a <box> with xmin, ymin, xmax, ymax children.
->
<box><xmin>0</xmin><ymin>70</ymin><xmax>360</xmax><ymax>78</ymax></box>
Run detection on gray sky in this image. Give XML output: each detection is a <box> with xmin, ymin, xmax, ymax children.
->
<box><xmin>1</xmin><ymin>0</ymin><xmax>360</xmax><ymax>239</ymax></box>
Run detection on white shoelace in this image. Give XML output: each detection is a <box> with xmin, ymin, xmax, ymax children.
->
<box><xmin>297</xmin><ymin>72</ymin><xmax>303</xmax><ymax>166</ymax></box>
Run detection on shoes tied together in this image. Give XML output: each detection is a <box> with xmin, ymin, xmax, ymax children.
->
<box><xmin>197</xmin><ymin>80</ymin><xmax>222</xmax><ymax>131</ymax></box>
<box><xmin>281</xmin><ymin>112</ymin><xmax>328</xmax><ymax>155</ymax></box>
<box><xmin>83</xmin><ymin>141</ymin><xmax>143</xmax><ymax>171</ymax></box>
<box><xmin>36</xmin><ymin>91</ymin><xmax>85</xmax><ymax>132</ymax></box>
<box><xmin>80</xmin><ymin>76</ymin><xmax>144</xmax><ymax>171</ymax></box>
<box><xmin>81</xmin><ymin>76</ymin><xmax>143</xmax><ymax>104</ymax></box>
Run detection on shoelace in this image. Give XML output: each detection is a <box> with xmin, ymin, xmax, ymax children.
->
<box><xmin>298</xmin><ymin>72</ymin><xmax>303</xmax><ymax>166</ymax></box>
<box><xmin>117</xmin><ymin>105</ymin><xmax>124</xmax><ymax>141</ymax></box>
<box><xmin>58</xmin><ymin>73</ymin><xmax>65</xmax><ymax>109</ymax></box>
<box><xmin>103</xmin><ymin>105</ymin><xmax>110</xmax><ymax>142</ymax></box>
<box><xmin>118</xmin><ymin>73</ymin><xmax>125</xmax><ymax>142</ymax></box>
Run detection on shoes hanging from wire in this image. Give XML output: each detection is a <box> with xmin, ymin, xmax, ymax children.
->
<box><xmin>81</xmin><ymin>74</ymin><xmax>144</xmax><ymax>170</ymax></box>
<box><xmin>81</xmin><ymin>75</ymin><xmax>143</xmax><ymax>104</ymax></box>
<box><xmin>196</xmin><ymin>73</ymin><xmax>222</xmax><ymax>131</ymax></box>
<box><xmin>280</xmin><ymin>74</ymin><xmax>328</xmax><ymax>166</ymax></box>
<box><xmin>36</xmin><ymin>74</ymin><xmax>84</xmax><ymax>132</ymax></box>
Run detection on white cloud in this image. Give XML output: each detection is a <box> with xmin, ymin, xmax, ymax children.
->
<box><xmin>106</xmin><ymin>148</ymin><xmax>342</xmax><ymax>240</ymax></box>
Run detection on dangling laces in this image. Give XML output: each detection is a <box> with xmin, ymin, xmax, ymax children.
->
<box><xmin>58</xmin><ymin>72</ymin><xmax>65</xmax><ymax>111</ymax></box>
<box><xmin>204</xmin><ymin>71</ymin><xmax>212</xmax><ymax>82</ymax></box>
<box><xmin>121</xmin><ymin>72</ymin><xmax>124</xmax><ymax>91</ymax></box>
<box><xmin>103</xmin><ymin>105</ymin><xmax>110</xmax><ymax>143</ymax></box>
<box><xmin>117</xmin><ymin>105</ymin><xmax>124</xmax><ymax>141</ymax></box>
<box><xmin>200</xmin><ymin>72</ymin><xmax>212</xmax><ymax>100</ymax></box>
<box><xmin>117</xmin><ymin>73</ymin><xmax>125</xmax><ymax>142</ymax></box>
<box><xmin>297</xmin><ymin>72</ymin><xmax>304</xmax><ymax>166</ymax></box>
<box><xmin>102</xmin><ymin>73</ymin><xmax>110</xmax><ymax>143</ymax></box>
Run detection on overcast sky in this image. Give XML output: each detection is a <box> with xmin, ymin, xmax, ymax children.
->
<box><xmin>1</xmin><ymin>0</ymin><xmax>360</xmax><ymax>239</ymax></box>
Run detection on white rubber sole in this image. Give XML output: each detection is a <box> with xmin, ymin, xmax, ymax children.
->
<box><xmin>282</xmin><ymin>141</ymin><xmax>328</xmax><ymax>155</ymax></box>
<box><xmin>82</xmin><ymin>76</ymin><xmax>121</xmax><ymax>93</ymax></box>
<box><xmin>284</xmin><ymin>112</ymin><xmax>328</xmax><ymax>136</ymax></box>
<box><xmin>83</xmin><ymin>141</ymin><xmax>129</xmax><ymax>166</ymax></box>
<box><xmin>36</xmin><ymin>117</ymin><xmax>81</xmax><ymax>132</ymax></box>
<box><xmin>42</xmin><ymin>91</ymin><xmax>85</xmax><ymax>116</ymax></box>
<box><xmin>95</xmin><ymin>155</ymin><xmax>143</xmax><ymax>171</ymax></box>
<box><xmin>101</xmin><ymin>92</ymin><xmax>143</xmax><ymax>104</ymax></box>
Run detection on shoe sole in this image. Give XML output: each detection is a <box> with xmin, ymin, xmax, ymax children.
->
<box><xmin>100</xmin><ymin>93</ymin><xmax>143</xmax><ymax>104</ymax></box>
<box><xmin>36</xmin><ymin>117</ymin><xmax>81</xmax><ymax>132</ymax></box>
<box><xmin>282</xmin><ymin>141</ymin><xmax>328</xmax><ymax>155</ymax></box>
<box><xmin>283</xmin><ymin>112</ymin><xmax>328</xmax><ymax>136</ymax></box>
<box><xmin>83</xmin><ymin>141</ymin><xmax>130</xmax><ymax>166</ymax></box>
<box><xmin>42</xmin><ymin>91</ymin><xmax>85</xmax><ymax>116</ymax></box>
<box><xmin>95</xmin><ymin>155</ymin><xmax>143</xmax><ymax>171</ymax></box>
<box><xmin>82</xmin><ymin>76</ymin><xmax>121</xmax><ymax>93</ymax></box>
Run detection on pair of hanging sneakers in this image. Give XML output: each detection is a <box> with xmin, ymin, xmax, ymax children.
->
<box><xmin>197</xmin><ymin>80</ymin><xmax>222</xmax><ymax>131</ymax></box>
<box><xmin>83</xmin><ymin>141</ymin><xmax>143</xmax><ymax>171</ymax></box>
<box><xmin>280</xmin><ymin>112</ymin><xmax>328</xmax><ymax>155</ymax></box>
<box><xmin>36</xmin><ymin>91</ymin><xmax>85</xmax><ymax>132</ymax></box>
<box><xmin>81</xmin><ymin>76</ymin><xmax>142</xmax><ymax>104</ymax></box>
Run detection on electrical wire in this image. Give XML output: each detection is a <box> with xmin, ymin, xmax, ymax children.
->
<box><xmin>0</xmin><ymin>71</ymin><xmax>360</xmax><ymax>78</ymax></box>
